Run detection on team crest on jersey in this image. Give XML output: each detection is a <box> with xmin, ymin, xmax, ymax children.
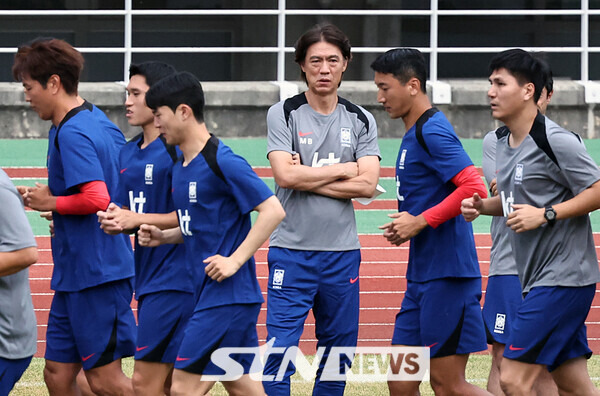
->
<box><xmin>272</xmin><ymin>269</ymin><xmax>285</xmax><ymax>289</ymax></box>
<box><xmin>514</xmin><ymin>164</ymin><xmax>524</xmax><ymax>184</ymax></box>
<box><xmin>340</xmin><ymin>127</ymin><xmax>351</xmax><ymax>147</ymax></box>
<box><xmin>494</xmin><ymin>313</ymin><xmax>506</xmax><ymax>334</ymax></box>
<box><xmin>188</xmin><ymin>182</ymin><xmax>197</xmax><ymax>203</ymax></box>
<box><xmin>145</xmin><ymin>164</ymin><xmax>154</xmax><ymax>185</ymax></box>
<box><xmin>399</xmin><ymin>149</ymin><xmax>407</xmax><ymax>170</ymax></box>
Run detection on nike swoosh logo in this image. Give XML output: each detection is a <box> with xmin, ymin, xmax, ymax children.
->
<box><xmin>426</xmin><ymin>342</ymin><xmax>438</xmax><ymax>348</ymax></box>
<box><xmin>349</xmin><ymin>276</ymin><xmax>359</xmax><ymax>284</ymax></box>
<box><xmin>81</xmin><ymin>353</ymin><xmax>95</xmax><ymax>362</ymax></box>
<box><xmin>509</xmin><ymin>345</ymin><xmax>525</xmax><ymax>351</ymax></box>
<box><xmin>120</xmin><ymin>168</ymin><xmax>127</xmax><ymax>174</ymax></box>
<box><xmin>176</xmin><ymin>356</ymin><xmax>190</xmax><ymax>361</ymax></box>
<box><xmin>298</xmin><ymin>131</ymin><xmax>313</xmax><ymax>137</ymax></box>
<box><xmin>136</xmin><ymin>346</ymin><xmax>149</xmax><ymax>352</ymax></box>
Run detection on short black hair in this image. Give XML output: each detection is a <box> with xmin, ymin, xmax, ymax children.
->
<box><xmin>129</xmin><ymin>61</ymin><xmax>176</xmax><ymax>87</ymax></box>
<box><xmin>145</xmin><ymin>71</ymin><xmax>205</xmax><ymax>122</ymax></box>
<box><xmin>370</xmin><ymin>48</ymin><xmax>427</xmax><ymax>93</ymax></box>
<box><xmin>537</xmin><ymin>57</ymin><xmax>554</xmax><ymax>94</ymax></box>
<box><xmin>488</xmin><ymin>49</ymin><xmax>546</xmax><ymax>102</ymax></box>
<box><xmin>294</xmin><ymin>23</ymin><xmax>352</xmax><ymax>84</ymax></box>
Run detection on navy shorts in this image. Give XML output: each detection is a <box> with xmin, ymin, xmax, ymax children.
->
<box><xmin>0</xmin><ymin>356</ymin><xmax>32</xmax><ymax>396</ymax></box>
<box><xmin>45</xmin><ymin>278</ymin><xmax>137</xmax><ymax>370</ymax></box>
<box><xmin>392</xmin><ymin>278</ymin><xmax>487</xmax><ymax>358</ymax></box>
<box><xmin>174</xmin><ymin>303</ymin><xmax>261</xmax><ymax>376</ymax></box>
<box><xmin>503</xmin><ymin>285</ymin><xmax>595</xmax><ymax>371</ymax></box>
<box><xmin>482</xmin><ymin>275</ymin><xmax>522</xmax><ymax>345</ymax></box>
<box><xmin>135</xmin><ymin>290</ymin><xmax>195</xmax><ymax>363</ymax></box>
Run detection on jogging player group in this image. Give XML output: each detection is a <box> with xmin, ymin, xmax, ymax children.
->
<box><xmin>3</xmin><ymin>21</ymin><xmax>600</xmax><ymax>396</ymax></box>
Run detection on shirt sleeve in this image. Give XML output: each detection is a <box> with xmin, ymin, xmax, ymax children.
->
<box><xmin>266</xmin><ymin>101</ymin><xmax>294</xmax><ymax>155</ymax></box>
<box><xmin>218</xmin><ymin>146</ymin><xmax>274</xmax><ymax>215</ymax></box>
<box><xmin>550</xmin><ymin>130</ymin><xmax>600</xmax><ymax>196</ymax></box>
<box><xmin>355</xmin><ymin>105</ymin><xmax>381</xmax><ymax>160</ymax></box>
<box><xmin>481</xmin><ymin>131</ymin><xmax>497</xmax><ymax>186</ymax></box>
<box><xmin>0</xmin><ymin>182</ymin><xmax>36</xmax><ymax>252</ymax></box>
<box><xmin>58</xmin><ymin>126</ymin><xmax>105</xmax><ymax>190</ymax></box>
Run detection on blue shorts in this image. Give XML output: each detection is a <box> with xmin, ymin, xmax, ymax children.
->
<box><xmin>174</xmin><ymin>303</ymin><xmax>261</xmax><ymax>375</ymax></box>
<box><xmin>45</xmin><ymin>278</ymin><xmax>137</xmax><ymax>370</ymax></box>
<box><xmin>0</xmin><ymin>356</ymin><xmax>32</xmax><ymax>396</ymax></box>
<box><xmin>482</xmin><ymin>275</ymin><xmax>522</xmax><ymax>345</ymax></box>
<box><xmin>392</xmin><ymin>278</ymin><xmax>487</xmax><ymax>358</ymax></box>
<box><xmin>135</xmin><ymin>290</ymin><xmax>195</xmax><ymax>363</ymax></box>
<box><xmin>503</xmin><ymin>285</ymin><xmax>595</xmax><ymax>371</ymax></box>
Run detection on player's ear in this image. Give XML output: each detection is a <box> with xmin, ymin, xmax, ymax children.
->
<box><xmin>47</xmin><ymin>74</ymin><xmax>61</xmax><ymax>94</ymax></box>
<box><xmin>523</xmin><ymin>82</ymin><xmax>535</xmax><ymax>101</ymax></box>
<box><xmin>408</xmin><ymin>77</ymin><xmax>420</xmax><ymax>95</ymax></box>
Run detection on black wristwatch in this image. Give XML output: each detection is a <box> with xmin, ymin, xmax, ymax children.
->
<box><xmin>544</xmin><ymin>206</ymin><xmax>557</xmax><ymax>227</ymax></box>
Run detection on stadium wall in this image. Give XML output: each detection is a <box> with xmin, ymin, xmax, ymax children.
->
<box><xmin>0</xmin><ymin>79</ymin><xmax>595</xmax><ymax>139</ymax></box>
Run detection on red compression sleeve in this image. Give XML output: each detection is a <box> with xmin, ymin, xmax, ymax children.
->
<box><xmin>55</xmin><ymin>181</ymin><xmax>110</xmax><ymax>215</ymax></box>
<box><xmin>422</xmin><ymin>165</ymin><xmax>488</xmax><ymax>229</ymax></box>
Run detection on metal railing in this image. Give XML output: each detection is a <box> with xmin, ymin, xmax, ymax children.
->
<box><xmin>0</xmin><ymin>0</ymin><xmax>598</xmax><ymax>83</ymax></box>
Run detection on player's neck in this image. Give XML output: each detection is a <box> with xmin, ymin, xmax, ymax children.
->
<box><xmin>305</xmin><ymin>90</ymin><xmax>338</xmax><ymax>115</ymax></box>
<box><xmin>503</xmin><ymin>105</ymin><xmax>538</xmax><ymax>148</ymax></box>
<box><xmin>180</xmin><ymin>122</ymin><xmax>211</xmax><ymax>166</ymax></box>
<box><xmin>52</xmin><ymin>94</ymin><xmax>84</xmax><ymax>126</ymax></box>
<box><xmin>140</xmin><ymin>125</ymin><xmax>160</xmax><ymax>149</ymax></box>
<box><xmin>402</xmin><ymin>95</ymin><xmax>432</xmax><ymax>131</ymax></box>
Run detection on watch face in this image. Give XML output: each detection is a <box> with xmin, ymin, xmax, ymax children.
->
<box><xmin>546</xmin><ymin>209</ymin><xmax>556</xmax><ymax>221</ymax></box>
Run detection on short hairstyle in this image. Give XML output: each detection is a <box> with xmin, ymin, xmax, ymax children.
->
<box><xmin>294</xmin><ymin>23</ymin><xmax>352</xmax><ymax>84</ymax></box>
<box><xmin>145</xmin><ymin>71</ymin><xmax>205</xmax><ymax>122</ymax></box>
<box><xmin>370</xmin><ymin>48</ymin><xmax>427</xmax><ymax>93</ymax></box>
<box><xmin>488</xmin><ymin>49</ymin><xmax>545</xmax><ymax>103</ymax></box>
<box><xmin>537</xmin><ymin>57</ymin><xmax>554</xmax><ymax>94</ymax></box>
<box><xmin>12</xmin><ymin>37</ymin><xmax>84</xmax><ymax>95</ymax></box>
<box><xmin>129</xmin><ymin>61</ymin><xmax>176</xmax><ymax>88</ymax></box>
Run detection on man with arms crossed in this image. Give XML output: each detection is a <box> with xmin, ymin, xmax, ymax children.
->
<box><xmin>462</xmin><ymin>48</ymin><xmax>600</xmax><ymax>395</ymax></box>
<box><xmin>139</xmin><ymin>71</ymin><xmax>285</xmax><ymax>396</ymax></box>
<box><xmin>0</xmin><ymin>168</ymin><xmax>38</xmax><ymax>396</ymax></box>
<box><xmin>371</xmin><ymin>48</ymin><xmax>490</xmax><ymax>396</ymax></box>
<box><xmin>97</xmin><ymin>62</ymin><xmax>196</xmax><ymax>396</ymax></box>
<box><xmin>481</xmin><ymin>58</ymin><xmax>557</xmax><ymax>396</ymax></box>
<box><xmin>13</xmin><ymin>38</ymin><xmax>136</xmax><ymax>396</ymax></box>
<box><xmin>264</xmin><ymin>23</ymin><xmax>380</xmax><ymax>396</ymax></box>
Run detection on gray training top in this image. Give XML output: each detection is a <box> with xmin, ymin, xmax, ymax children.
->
<box><xmin>267</xmin><ymin>93</ymin><xmax>380</xmax><ymax>251</ymax></box>
<box><xmin>496</xmin><ymin>113</ymin><xmax>600</xmax><ymax>293</ymax></box>
<box><xmin>482</xmin><ymin>129</ymin><xmax>518</xmax><ymax>276</ymax></box>
<box><xmin>0</xmin><ymin>169</ymin><xmax>37</xmax><ymax>359</ymax></box>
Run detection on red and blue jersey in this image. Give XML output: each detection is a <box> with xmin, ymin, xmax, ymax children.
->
<box><xmin>47</xmin><ymin>101</ymin><xmax>134</xmax><ymax>292</ymax></box>
<box><xmin>396</xmin><ymin>110</ymin><xmax>480</xmax><ymax>282</ymax></box>
<box><xmin>117</xmin><ymin>134</ymin><xmax>194</xmax><ymax>298</ymax></box>
<box><xmin>171</xmin><ymin>136</ymin><xmax>272</xmax><ymax>309</ymax></box>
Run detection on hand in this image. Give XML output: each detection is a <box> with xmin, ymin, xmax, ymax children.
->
<box><xmin>379</xmin><ymin>212</ymin><xmax>427</xmax><ymax>246</ymax></box>
<box><xmin>16</xmin><ymin>185</ymin><xmax>29</xmax><ymax>200</ymax></box>
<box><xmin>24</xmin><ymin>183</ymin><xmax>56</xmax><ymax>211</ymax></box>
<box><xmin>137</xmin><ymin>224</ymin><xmax>164</xmax><ymax>247</ymax></box>
<box><xmin>506</xmin><ymin>204</ymin><xmax>545</xmax><ymax>233</ymax></box>
<box><xmin>204</xmin><ymin>254</ymin><xmax>243</xmax><ymax>282</ymax></box>
<box><xmin>97</xmin><ymin>204</ymin><xmax>124</xmax><ymax>235</ymax></box>
<box><xmin>489</xmin><ymin>178</ymin><xmax>498</xmax><ymax>196</ymax></box>
<box><xmin>461</xmin><ymin>193</ymin><xmax>484</xmax><ymax>222</ymax></box>
<box><xmin>290</xmin><ymin>152</ymin><xmax>301</xmax><ymax>165</ymax></box>
<box><xmin>40</xmin><ymin>211</ymin><xmax>53</xmax><ymax>221</ymax></box>
<box><xmin>98</xmin><ymin>203</ymin><xmax>139</xmax><ymax>234</ymax></box>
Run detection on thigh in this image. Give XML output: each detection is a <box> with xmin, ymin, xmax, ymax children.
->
<box><xmin>136</xmin><ymin>290</ymin><xmax>195</xmax><ymax>363</ymax></box>
<box><xmin>70</xmin><ymin>279</ymin><xmax>137</xmax><ymax>370</ymax></box>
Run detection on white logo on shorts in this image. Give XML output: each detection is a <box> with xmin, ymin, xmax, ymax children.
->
<box><xmin>273</xmin><ymin>269</ymin><xmax>285</xmax><ymax>289</ymax></box>
<box><xmin>494</xmin><ymin>313</ymin><xmax>506</xmax><ymax>334</ymax></box>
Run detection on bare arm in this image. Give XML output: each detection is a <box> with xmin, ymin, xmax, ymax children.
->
<box><xmin>98</xmin><ymin>203</ymin><xmax>178</xmax><ymax>235</ymax></box>
<box><xmin>268</xmin><ymin>150</ymin><xmax>358</xmax><ymax>191</ymax></box>
<box><xmin>311</xmin><ymin>155</ymin><xmax>380</xmax><ymax>199</ymax></box>
<box><xmin>0</xmin><ymin>246</ymin><xmax>38</xmax><ymax>277</ymax></box>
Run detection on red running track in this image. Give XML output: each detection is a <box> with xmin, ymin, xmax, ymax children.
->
<box><xmin>29</xmin><ymin>234</ymin><xmax>600</xmax><ymax>357</ymax></box>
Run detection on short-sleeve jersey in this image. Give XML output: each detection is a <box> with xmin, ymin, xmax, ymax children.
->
<box><xmin>117</xmin><ymin>133</ymin><xmax>194</xmax><ymax>298</ymax></box>
<box><xmin>266</xmin><ymin>93</ymin><xmax>380</xmax><ymax>251</ymax></box>
<box><xmin>171</xmin><ymin>136</ymin><xmax>272</xmax><ymax>310</ymax></box>
<box><xmin>482</xmin><ymin>129</ymin><xmax>517</xmax><ymax>276</ymax></box>
<box><xmin>47</xmin><ymin>100</ymin><xmax>134</xmax><ymax>292</ymax></box>
<box><xmin>397</xmin><ymin>109</ymin><xmax>480</xmax><ymax>282</ymax></box>
<box><xmin>496</xmin><ymin>113</ymin><xmax>600</xmax><ymax>293</ymax></box>
<box><xmin>0</xmin><ymin>169</ymin><xmax>37</xmax><ymax>359</ymax></box>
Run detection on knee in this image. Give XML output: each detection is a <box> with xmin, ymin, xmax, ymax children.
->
<box><xmin>169</xmin><ymin>381</ymin><xmax>187</xmax><ymax>396</ymax></box>
<box><xmin>500</xmin><ymin>372</ymin><xmax>530</xmax><ymax>396</ymax></box>
<box><xmin>388</xmin><ymin>380</ymin><xmax>420</xmax><ymax>396</ymax></box>
<box><xmin>131</xmin><ymin>371</ymin><xmax>146</xmax><ymax>394</ymax></box>
<box><xmin>43</xmin><ymin>364</ymin><xmax>73</xmax><ymax>391</ymax></box>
